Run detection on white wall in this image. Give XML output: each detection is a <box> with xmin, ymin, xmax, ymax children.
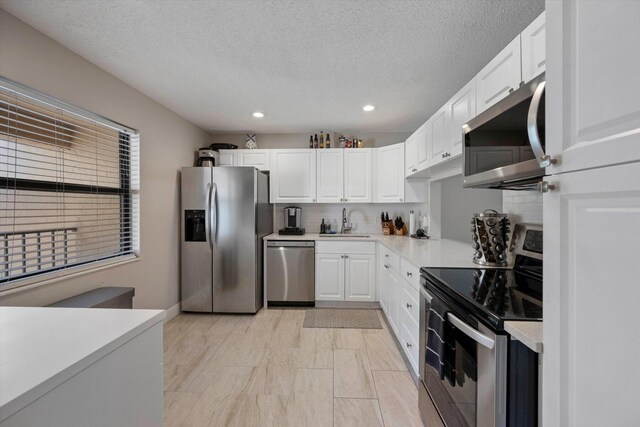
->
<box><xmin>210</xmin><ymin>132</ymin><xmax>410</xmax><ymax>150</ymax></box>
<box><xmin>275</xmin><ymin>202</ymin><xmax>428</xmax><ymax>235</ymax></box>
<box><xmin>502</xmin><ymin>190</ymin><xmax>543</xmax><ymax>224</ymax></box>
<box><xmin>0</xmin><ymin>9</ymin><xmax>210</xmax><ymax>309</ymax></box>
<box><xmin>430</xmin><ymin>174</ymin><xmax>503</xmax><ymax>243</ymax></box>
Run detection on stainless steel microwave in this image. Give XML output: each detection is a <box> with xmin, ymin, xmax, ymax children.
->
<box><xmin>463</xmin><ymin>73</ymin><xmax>551</xmax><ymax>190</ymax></box>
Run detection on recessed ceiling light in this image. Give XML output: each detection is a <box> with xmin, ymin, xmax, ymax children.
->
<box><xmin>362</xmin><ymin>105</ymin><xmax>375</xmax><ymax>112</ymax></box>
<box><xmin>252</xmin><ymin>111</ymin><xmax>265</xmax><ymax>118</ymax></box>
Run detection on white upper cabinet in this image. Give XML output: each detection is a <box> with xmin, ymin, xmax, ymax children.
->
<box><xmin>316</xmin><ymin>149</ymin><xmax>344</xmax><ymax>203</ymax></box>
<box><xmin>415</xmin><ymin>121</ymin><xmax>430</xmax><ymax>169</ymax></box>
<box><xmin>374</xmin><ymin>143</ymin><xmax>405</xmax><ymax>203</ymax></box>
<box><xmin>448</xmin><ymin>78</ymin><xmax>476</xmax><ymax>158</ymax></box>
<box><xmin>429</xmin><ymin>105</ymin><xmax>449</xmax><ymax>165</ymax></box>
<box><xmin>405</xmin><ymin>133</ymin><xmax>418</xmax><ymax>176</ymax></box>
<box><xmin>269</xmin><ymin>149</ymin><xmax>316</xmax><ymax>203</ymax></box>
<box><xmin>476</xmin><ymin>35</ymin><xmax>522</xmax><ymax>113</ymax></box>
<box><xmin>218</xmin><ymin>150</ymin><xmax>235</xmax><ymax>166</ymax></box>
<box><xmin>521</xmin><ymin>11</ymin><xmax>546</xmax><ymax>83</ymax></box>
<box><xmin>236</xmin><ymin>149</ymin><xmax>270</xmax><ymax>170</ymax></box>
<box><xmin>546</xmin><ymin>1</ymin><xmax>640</xmax><ymax>174</ymax></box>
<box><xmin>343</xmin><ymin>149</ymin><xmax>372</xmax><ymax>203</ymax></box>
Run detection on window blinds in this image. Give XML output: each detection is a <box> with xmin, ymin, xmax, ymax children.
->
<box><xmin>0</xmin><ymin>78</ymin><xmax>139</xmax><ymax>287</ymax></box>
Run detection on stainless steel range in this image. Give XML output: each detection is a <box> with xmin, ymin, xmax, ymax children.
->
<box><xmin>419</xmin><ymin>223</ymin><xmax>542</xmax><ymax>427</ymax></box>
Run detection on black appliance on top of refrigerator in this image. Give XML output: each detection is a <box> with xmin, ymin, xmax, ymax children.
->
<box><xmin>181</xmin><ymin>166</ymin><xmax>272</xmax><ymax>313</ymax></box>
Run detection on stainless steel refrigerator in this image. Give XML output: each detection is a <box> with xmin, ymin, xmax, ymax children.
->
<box><xmin>180</xmin><ymin>167</ymin><xmax>272</xmax><ymax>313</ymax></box>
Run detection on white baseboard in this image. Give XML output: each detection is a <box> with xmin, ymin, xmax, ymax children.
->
<box><xmin>164</xmin><ymin>302</ymin><xmax>181</xmax><ymax>322</ymax></box>
<box><xmin>314</xmin><ymin>301</ymin><xmax>381</xmax><ymax>309</ymax></box>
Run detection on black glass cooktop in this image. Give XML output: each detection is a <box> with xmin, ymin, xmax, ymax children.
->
<box><xmin>421</xmin><ymin>267</ymin><xmax>543</xmax><ymax>331</ymax></box>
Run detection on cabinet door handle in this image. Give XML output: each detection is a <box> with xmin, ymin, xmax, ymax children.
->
<box><xmin>406</xmin><ymin>303</ymin><xmax>412</xmax><ymax>309</ymax></box>
<box><xmin>537</xmin><ymin>181</ymin><xmax>556</xmax><ymax>193</ymax></box>
<box><xmin>406</xmin><ymin>342</ymin><xmax>412</xmax><ymax>348</ymax></box>
<box><xmin>344</xmin><ymin>255</ymin><xmax>349</xmax><ymax>259</ymax></box>
<box><xmin>384</xmin><ymin>254</ymin><xmax>389</xmax><ymax>258</ymax></box>
<box><xmin>384</xmin><ymin>264</ymin><xmax>389</xmax><ymax>269</ymax></box>
<box><xmin>406</xmin><ymin>272</ymin><xmax>413</xmax><ymax>277</ymax></box>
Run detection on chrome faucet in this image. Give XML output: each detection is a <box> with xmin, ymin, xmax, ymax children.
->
<box><xmin>341</xmin><ymin>207</ymin><xmax>352</xmax><ymax>234</ymax></box>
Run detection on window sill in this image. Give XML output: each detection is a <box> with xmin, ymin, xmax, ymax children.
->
<box><xmin>0</xmin><ymin>255</ymin><xmax>140</xmax><ymax>297</ymax></box>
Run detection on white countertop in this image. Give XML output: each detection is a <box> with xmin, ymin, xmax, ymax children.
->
<box><xmin>264</xmin><ymin>233</ymin><xmax>480</xmax><ymax>269</ymax></box>
<box><xmin>504</xmin><ymin>321</ymin><xmax>543</xmax><ymax>354</ymax></box>
<box><xmin>0</xmin><ymin>307</ymin><xmax>165</xmax><ymax>422</ymax></box>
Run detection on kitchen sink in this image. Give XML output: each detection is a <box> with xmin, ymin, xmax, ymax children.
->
<box><xmin>320</xmin><ymin>234</ymin><xmax>371</xmax><ymax>238</ymax></box>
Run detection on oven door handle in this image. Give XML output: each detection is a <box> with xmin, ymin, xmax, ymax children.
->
<box><xmin>447</xmin><ymin>313</ymin><xmax>495</xmax><ymax>349</ymax></box>
<box><xmin>420</xmin><ymin>287</ymin><xmax>433</xmax><ymax>303</ymax></box>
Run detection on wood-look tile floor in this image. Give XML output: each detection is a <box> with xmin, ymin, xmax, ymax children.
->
<box><xmin>163</xmin><ymin>309</ymin><xmax>443</xmax><ymax>427</ymax></box>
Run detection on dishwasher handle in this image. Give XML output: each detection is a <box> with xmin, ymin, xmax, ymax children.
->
<box><xmin>266</xmin><ymin>241</ymin><xmax>315</xmax><ymax>248</ymax></box>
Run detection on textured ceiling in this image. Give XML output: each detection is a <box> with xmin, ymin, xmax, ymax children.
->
<box><xmin>0</xmin><ymin>0</ymin><xmax>543</xmax><ymax>133</ymax></box>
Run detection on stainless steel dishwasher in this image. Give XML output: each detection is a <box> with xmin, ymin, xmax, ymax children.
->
<box><xmin>266</xmin><ymin>241</ymin><xmax>315</xmax><ymax>306</ymax></box>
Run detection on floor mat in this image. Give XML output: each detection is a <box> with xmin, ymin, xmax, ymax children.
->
<box><xmin>303</xmin><ymin>308</ymin><xmax>382</xmax><ymax>329</ymax></box>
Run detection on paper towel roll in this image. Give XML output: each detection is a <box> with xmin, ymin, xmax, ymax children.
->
<box><xmin>409</xmin><ymin>211</ymin><xmax>416</xmax><ymax>235</ymax></box>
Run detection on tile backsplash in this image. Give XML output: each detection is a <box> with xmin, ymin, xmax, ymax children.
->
<box><xmin>502</xmin><ymin>190</ymin><xmax>543</xmax><ymax>224</ymax></box>
<box><xmin>274</xmin><ymin>203</ymin><xmax>429</xmax><ymax>234</ymax></box>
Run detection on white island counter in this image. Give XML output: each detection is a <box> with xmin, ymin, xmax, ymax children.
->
<box><xmin>0</xmin><ymin>306</ymin><xmax>164</xmax><ymax>426</ymax></box>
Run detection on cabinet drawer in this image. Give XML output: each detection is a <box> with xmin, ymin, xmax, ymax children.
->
<box><xmin>400</xmin><ymin>317</ymin><xmax>419</xmax><ymax>375</ymax></box>
<box><xmin>379</xmin><ymin>245</ymin><xmax>400</xmax><ymax>272</ymax></box>
<box><xmin>400</xmin><ymin>280</ymin><xmax>420</xmax><ymax>327</ymax></box>
<box><xmin>400</xmin><ymin>258</ymin><xmax>420</xmax><ymax>290</ymax></box>
<box><xmin>315</xmin><ymin>241</ymin><xmax>375</xmax><ymax>255</ymax></box>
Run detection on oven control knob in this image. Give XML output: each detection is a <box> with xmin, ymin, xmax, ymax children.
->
<box><xmin>472</xmin><ymin>242</ymin><xmax>479</xmax><ymax>250</ymax></box>
<box><xmin>495</xmin><ymin>245</ymin><xmax>504</xmax><ymax>252</ymax></box>
<box><xmin>489</xmin><ymin>227</ymin><xmax>498</xmax><ymax>235</ymax></box>
<box><xmin>486</xmin><ymin>218</ymin><xmax>497</xmax><ymax>226</ymax></box>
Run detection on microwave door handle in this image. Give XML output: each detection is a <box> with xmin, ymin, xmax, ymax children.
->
<box><xmin>527</xmin><ymin>81</ymin><xmax>555</xmax><ymax>168</ymax></box>
<box><xmin>447</xmin><ymin>313</ymin><xmax>495</xmax><ymax>349</ymax></box>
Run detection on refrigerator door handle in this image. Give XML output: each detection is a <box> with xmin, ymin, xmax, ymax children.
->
<box><xmin>205</xmin><ymin>182</ymin><xmax>213</xmax><ymax>250</ymax></box>
<box><xmin>211</xmin><ymin>183</ymin><xmax>218</xmax><ymax>245</ymax></box>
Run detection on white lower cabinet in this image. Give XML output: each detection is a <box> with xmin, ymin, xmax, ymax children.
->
<box><xmin>315</xmin><ymin>253</ymin><xmax>345</xmax><ymax>301</ymax></box>
<box><xmin>344</xmin><ymin>254</ymin><xmax>376</xmax><ymax>302</ymax></box>
<box><xmin>377</xmin><ymin>262</ymin><xmax>389</xmax><ymax>314</ymax></box>
<box><xmin>315</xmin><ymin>242</ymin><xmax>375</xmax><ymax>302</ymax></box>
<box><xmin>375</xmin><ymin>243</ymin><xmax>421</xmax><ymax>377</ymax></box>
<box><xmin>387</xmin><ymin>269</ymin><xmax>402</xmax><ymax>336</ymax></box>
